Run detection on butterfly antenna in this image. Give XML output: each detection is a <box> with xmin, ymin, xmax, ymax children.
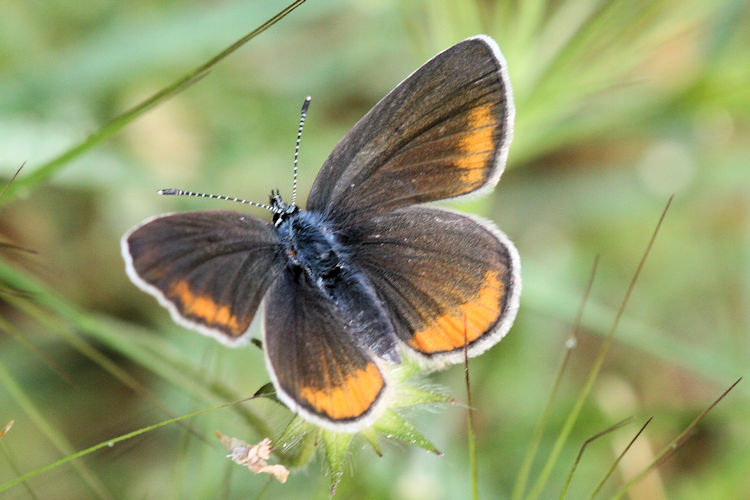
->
<box><xmin>291</xmin><ymin>96</ymin><xmax>311</xmax><ymax>207</ymax></box>
<box><xmin>158</xmin><ymin>188</ymin><xmax>281</xmax><ymax>213</ymax></box>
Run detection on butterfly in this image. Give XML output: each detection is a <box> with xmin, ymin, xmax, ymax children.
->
<box><xmin>122</xmin><ymin>35</ymin><xmax>520</xmax><ymax>432</ymax></box>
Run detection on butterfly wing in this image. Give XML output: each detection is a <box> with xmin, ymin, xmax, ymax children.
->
<box><xmin>122</xmin><ymin>210</ymin><xmax>284</xmax><ymax>345</ymax></box>
<box><xmin>306</xmin><ymin>35</ymin><xmax>513</xmax><ymax>227</ymax></box>
<box><xmin>346</xmin><ymin>206</ymin><xmax>520</xmax><ymax>365</ymax></box>
<box><xmin>264</xmin><ymin>266</ymin><xmax>386</xmax><ymax>431</ymax></box>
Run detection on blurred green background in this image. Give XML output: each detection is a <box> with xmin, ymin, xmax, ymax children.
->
<box><xmin>1</xmin><ymin>0</ymin><xmax>748</xmax><ymax>498</ymax></box>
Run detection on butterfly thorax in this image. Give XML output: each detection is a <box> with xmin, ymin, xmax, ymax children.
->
<box><xmin>272</xmin><ymin>191</ymin><xmax>343</xmax><ymax>280</ymax></box>
<box><xmin>276</xmin><ymin>209</ymin><xmax>345</xmax><ymax>285</ymax></box>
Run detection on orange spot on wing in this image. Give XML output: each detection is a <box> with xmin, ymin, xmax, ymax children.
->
<box><xmin>300</xmin><ymin>363</ymin><xmax>383</xmax><ymax>420</ymax></box>
<box><xmin>409</xmin><ymin>270</ymin><xmax>504</xmax><ymax>354</ymax></box>
<box><xmin>169</xmin><ymin>280</ymin><xmax>243</xmax><ymax>336</ymax></box>
<box><xmin>456</xmin><ymin>104</ymin><xmax>497</xmax><ymax>185</ymax></box>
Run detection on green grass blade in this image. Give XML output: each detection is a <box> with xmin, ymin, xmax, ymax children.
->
<box><xmin>559</xmin><ymin>417</ymin><xmax>632</xmax><ymax>500</ymax></box>
<box><xmin>0</xmin><ymin>315</ymin><xmax>74</xmax><ymax>385</ymax></box>
<box><xmin>610</xmin><ymin>378</ymin><xmax>742</xmax><ymax>499</ymax></box>
<box><xmin>0</xmin><ymin>394</ymin><xmax>255</xmax><ymax>494</ymax></box>
<box><xmin>588</xmin><ymin>417</ymin><xmax>653</xmax><ymax>499</ymax></box>
<box><xmin>0</xmin><ymin>422</ymin><xmax>40</xmax><ymax>499</ymax></box>
<box><xmin>0</xmin><ymin>258</ymin><xmax>271</xmax><ymax>436</ymax></box>
<box><xmin>511</xmin><ymin>255</ymin><xmax>599</xmax><ymax>500</ymax></box>
<box><xmin>525</xmin><ymin>197</ymin><xmax>672</xmax><ymax>500</ymax></box>
<box><xmin>0</xmin><ymin>0</ymin><xmax>305</xmax><ymax>206</ymax></box>
<box><xmin>464</xmin><ymin>343</ymin><xmax>479</xmax><ymax>500</ymax></box>
<box><xmin>0</xmin><ymin>361</ymin><xmax>113</xmax><ymax>499</ymax></box>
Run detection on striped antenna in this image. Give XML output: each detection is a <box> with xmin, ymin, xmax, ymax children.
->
<box><xmin>291</xmin><ymin>96</ymin><xmax>311</xmax><ymax>207</ymax></box>
<box><xmin>158</xmin><ymin>188</ymin><xmax>280</xmax><ymax>213</ymax></box>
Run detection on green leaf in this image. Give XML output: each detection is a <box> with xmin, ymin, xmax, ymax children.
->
<box><xmin>392</xmin><ymin>384</ymin><xmax>455</xmax><ymax>408</ymax></box>
<box><xmin>253</xmin><ymin>382</ymin><xmax>282</xmax><ymax>406</ymax></box>
<box><xmin>275</xmin><ymin>416</ymin><xmax>315</xmax><ymax>453</ymax></box>
<box><xmin>359</xmin><ymin>426</ymin><xmax>382</xmax><ymax>457</ymax></box>
<box><xmin>321</xmin><ymin>430</ymin><xmax>354</xmax><ymax>497</ymax></box>
<box><xmin>274</xmin><ymin>416</ymin><xmax>317</xmax><ymax>469</ymax></box>
<box><xmin>374</xmin><ymin>410</ymin><xmax>442</xmax><ymax>456</ymax></box>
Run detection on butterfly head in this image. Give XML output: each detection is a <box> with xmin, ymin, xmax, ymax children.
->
<box><xmin>270</xmin><ymin>189</ymin><xmax>299</xmax><ymax>226</ymax></box>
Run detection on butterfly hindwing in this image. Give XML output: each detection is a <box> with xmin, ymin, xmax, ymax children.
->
<box><xmin>346</xmin><ymin>206</ymin><xmax>520</xmax><ymax>365</ymax></box>
<box><xmin>264</xmin><ymin>267</ymin><xmax>386</xmax><ymax>429</ymax></box>
<box><xmin>306</xmin><ymin>35</ymin><xmax>513</xmax><ymax>227</ymax></box>
<box><xmin>122</xmin><ymin>210</ymin><xmax>284</xmax><ymax>345</ymax></box>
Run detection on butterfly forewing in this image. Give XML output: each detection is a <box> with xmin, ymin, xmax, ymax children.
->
<box><xmin>123</xmin><ymin>211</ymin><xmax>284</xmax><ymax>345</ymax></box>
<box><xmin>306</xmin><ymin>35</ymin><xmax>513</xmax><ymax>227</ymax></box>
